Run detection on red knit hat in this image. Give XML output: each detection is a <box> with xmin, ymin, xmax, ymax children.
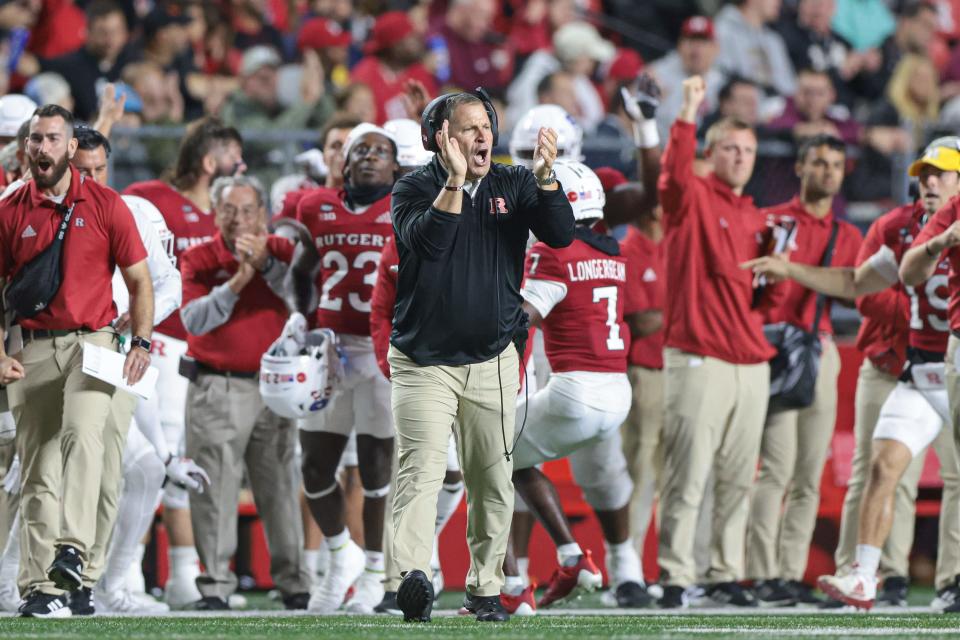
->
<box><xmin>298</xmin><ymin>18</ymin><xmax>351</xmax><ymax>51</ymax></box>
<box><xmin>364</xmin><ymin>11</ymin><xmax>415</xmax><ymax>54</ymax></box>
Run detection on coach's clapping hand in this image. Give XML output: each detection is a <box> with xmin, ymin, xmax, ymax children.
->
<box><xmin>533</xmin><ymin>127</ymin><xmax>558</xmax><ymax>182</ymax></box>
<box><xmin>439</xmin><ymin>119</ymin><xmax>467</xmax><ymax>185</ymax></box>
<box><xmin>741</xmin><ymin>253</ymin><xmax>791</xmax><ymax>287</ymax></box>
<box><xmin>0</xmin><ymin>355</ymin><xmax>24</xmax><ymax>385</ymax></box>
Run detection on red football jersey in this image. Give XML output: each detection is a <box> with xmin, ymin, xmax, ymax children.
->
<box><xmin>523</xmin><ymin>237</ymin><xmax>629</xmax><ymax>374</ymax></box>
<box><xmin>123</xmin><ymin>180</ymin><xmax>215</xmax><ymax>340</ymax></box>
<box><xmin>876</xmin><ymin>201</ymin><xmax>949</xmax><ymax>353</ymax></box>
<box><xmin>620</xmin><ymin>226</ymin><xmax>665</xmax><ymax>370</ymax></box>
<box><xmin>296</xmin><ymin>188</ymin><xmax>393</xmax><ymax>336</ymax></box>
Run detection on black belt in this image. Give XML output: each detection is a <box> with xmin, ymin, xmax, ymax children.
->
<box><xmin>22</xmin><ymin>327</ymin><xmax>94</xmax><ymax>344</ymax></box>
<box><xmin>196</xmin><ymin>362</ymin><xmax>257</xmax><ymax>379</ymax></box>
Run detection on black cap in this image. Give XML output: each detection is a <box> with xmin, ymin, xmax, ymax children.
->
<box><xmin>142</xmin><ymin>6</ymin><xmax>191</xmax><ymax>39</ymax></box>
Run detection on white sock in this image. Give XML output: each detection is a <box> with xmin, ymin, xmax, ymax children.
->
<box><xmin>365</xmin><ymin>550</ymin><xmax>385</xmax><ymax>573</ymax></box>
<box><xmin>327</xmin><ymin>528</ymin><xmax>351</xmax><ymax>551</ymax></box>
<box><xmin>0</xmin><ymin>512</ymin><xmax>20</xmax><ymax>592</ymax></box>
<box><xmin>317</xmin><ymin>539</ymin><xmax>330</xmax><ymax>576</ymax></box>
<box><xmin>503</xmin><ymin>575</ymin><xmax>525</xmax><ymax>596</ymax></box>
<box><xmin>169</xmin><ymin>545</ymin><xmax>200</xmax><ymax>579</ymax></box>
<box><xmin>556</xmin><ymin>543</ymin><xmax>583</xmax><ymax>567</ymax></box>
<box><xmin>606</xmin><ymin>540</ymin><xmax>643</xmax><ymax>587</ymax></box>
<box><xmin>435</xmin><ymin>481</ymin><xmax>464</xmax><ymax>535</ymax></box>
<box><xmin>125</xmin><ymin>544</ymin><xmax>147</xmax><ymax>594</ymax></box>
<box><xmin>430</xmin><ymin>538</ymin><xmax>441</xmax><ymax>571</ymax></box>
<box><xmin>854</xmin><ymin>545</ymin><xmax>881</xmax><ymax>577</ymax></box>
<box><xmin>304</xmin><ymin>549</ymin><xmax>319</xmax><ymax>576</ymax></box>
<box><xmin>517</xmin><ymin>557</ymin><xmax>530</xmax><ymax>587</ymax></box>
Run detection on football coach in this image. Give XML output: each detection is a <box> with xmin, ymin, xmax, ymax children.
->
<box><xmin>388</xmin><ymin>90</ymin><xmax>574</xmax><ymax>623</ymax></box>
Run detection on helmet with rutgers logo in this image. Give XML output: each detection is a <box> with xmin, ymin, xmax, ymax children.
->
<box><xmin>554</xmin><ymin>159</ymin><xmax>605</xmax><ymax>223</ymax></box>
<box><xmin>259</xmin><ymin>314</ymin><xmax>342</xmax><ymax>419</ymax></box>
<box><xmin>509</xmin><ymin>104</ymin><xmax>583</xmax><ymax>169</ymax></box>
<box><xmin>121</xmin><ymin>194</ymin><xmax>176</xmax><ymax>267</ymax></box>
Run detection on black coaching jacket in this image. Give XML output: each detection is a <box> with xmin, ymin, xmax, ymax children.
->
<box><xmin>390</xmin><ymin>156</ymin><xmax>575</xmax><ymax>366</ymax></box>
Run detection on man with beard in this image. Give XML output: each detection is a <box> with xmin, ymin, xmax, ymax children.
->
<box><xmin>122</xmin><ymin>117</ymin><xmax>245</xmax><ymax>608</ymax></box>
<box><xmin>0</xmin><ymin>104</ymin><xmax>153</xmax><ymax>617</ymax></box>
<box><xmin>287</xmin><ymin>124</ymin><xmax>399</xmax><ymax>614</ymax></box>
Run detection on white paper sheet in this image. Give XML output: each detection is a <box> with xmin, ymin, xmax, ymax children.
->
<box><xmin>82</xmin><ymin>344</ymin><xmax>158</xmax><ymax>400</ymax></box>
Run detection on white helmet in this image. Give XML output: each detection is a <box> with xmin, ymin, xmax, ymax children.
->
<box><xmin>0</xmin><ymin>94</ymin><xmax>37</xmax><ymax>138</ymax></box>
<box><xmin>260</xmin><ymin>314</ymin><xmax>342</xmax><ymax>419</ymax></box>
<box><xmin>509</xmin><ymin>104</ymin><xmax>583</xmax><ymax>168</ymax></box>
<box><xmin>384</xmin><ymin>118</ymin><xmax>434</xmax><ymax>168</ymax></box>
<box><xmin>554</xmin><ymin>159</ymin><xmax>605</xmax><ymax>223</ymax></box>
<box><xmin>122</xmin><ymin>194</ymin><xmax>176</xmax><ymax>267</ymax></box>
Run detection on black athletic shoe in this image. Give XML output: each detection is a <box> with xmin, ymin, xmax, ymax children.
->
<box><xmin>462</xmin><ymin>594</ymin><xmax>509</xmax><ymax>622</ymax></box>
<box><xmin>658</xmin><ymin>585</ymin><xmax>687</xmax><ymax>609</ymax></box>
<box><xmin>282</xmin><ymin>592</ymin><xmax>310</xmax><ymax>610</ymax></box>
<box><xmin>18</xmin><ymin>591</ymin><xmax>72</xmax><ymax>618</ymax></box>
<box><xmin>397</xmin><ymin>570</ymin><xmax>433</xmax><ymax>622</ymax></box>
<box><xmin>706</xmin><ymin>582</ymin><xmax>758</xmax><ymax>607</ymax></box>
<box><xmin>877</xmin><ymin>576</ymin><xmax>908</xmax><ymax>607</ymax></box>
<box><xmin>785</xmin><ymin>580</ymin><xmax>824</xmax><ymax>607</ymax></box>
<box><xmin>614</xmin><ymin>581</ymin><xmax>654</xmax><ymax>608</ymax></box>
<box><xmin>47</xmin><ymin>545</ymin><xmax>83</xmax><ymax>591</ymax></box>
<box><xmin>69</xmin><ymin>586</ymin><xmax>95</xmax><ymax>616</ymax></box>
<box><xmin>194</xmin><ymin>596</ymin><xmax>230</xmax><ymax>611</ymax></box>
<box><xmin>374</xmin><ymin>591</ymin><xmax>402</xmax><ymax>615</ymax></box>
<box><xmin>754</xmin><ymin>579</ymin><xmax>795</xmax><ymax>607</ymax></box>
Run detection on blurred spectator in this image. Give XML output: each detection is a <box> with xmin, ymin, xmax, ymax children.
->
<box><xmin>229</xmin><ymin>0</ymin><xmax>286</xmax><ymax>56</ymax></box>
<box><xmin>351</xmin><ymin>11</ymin><xmax>438</xmax><ymax>124</ymax></box>
<box><xmin>536</xmin><ymin>71</ymin><xmax>582</xmax><ymax>121</ymax></box>
<box><xmin>42</xmin><ymin>0</ymin><xmax>138</xmax><ymax>120</ymax></box>
<box><xmin>335</xmin><ymin>83</ymin><xmax>377</xmax><ymax>124</ymax></box>
<box><xmin>120</xmin><ymin>60</ymin><xmax>184</xmax><ymax>175</ymax></box>
<box><xmin>767</xmin><ymin>68</ymin><xmax>859</xmax><ymax>145</ymax></box>
<box><xmin>831</xmin><ymin>0</ymin><xmax>896</xmax><ymax>51</ymax></box>
<box><xmin>429</xmin><ymin>0</ymin><xmax>513</xmax><ymax>92</ymax></box>
<box><xmin>297</xmin><ymin>18</ymin><xmax>352</xmax><ymax>95</ymax></box>
<box><xmin>507</xmin><ymin>21</ymin><xmax>615</xmax><ymax>133</ymax></box>
<box><xmin>23</xmin><ymin>72</ymin><xmax>72</xmax><ymax>112</ymax></box>
<box><xmin>137</xmin><ymin>7</ymin><xmax>203</xmax><ymax>119</ymax></box>
<box><xmin>600</xmin><ymin>48</ymin><xmax>644</xmax><ymax>110</ymax></box>
<box><xmin>505</xmin><ymin>0</ymin><xmax>578</xmax><ymax>64</ymax></box>
<box><xmin>715</xmin><ymin>0</ymin><xmax>797</xmax><ymax>97</ymax></box>
<box><xmin>649</xmin><ymin>16</ymin><xmax>724</xmax><ymax>141</ymax></box>
<box><xmin>23</xmin><ymin>0</ymin><xmax>85</xmax><ymax>60</ymax></box>
<box><xmin>699</xmin><ymin>76</ymin><xmax>763</xmax><ymax>137</ymax></box>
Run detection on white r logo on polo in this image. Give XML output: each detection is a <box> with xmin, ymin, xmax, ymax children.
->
<box><xmin>20</xmin><ymin>224</ymin><xmax>36</xmax><ymax>238</ymax></box>
<box><xmin>75</xmin><ymin>218</ymin><xmax>85</xmax><ymax>228</ymax></box>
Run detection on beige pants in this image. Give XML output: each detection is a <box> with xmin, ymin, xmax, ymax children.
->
<box><xmin>620</xmin><ymin>366</ymin><xmax>664</xmax><ymax>557</ymax></box>
<box><xmin>746</xmin><ymin>338</ymin><xmax>841</xmax><ymax>581</ymax></box>
<box><xmin>185</xmin><ymin>373</ymin><xmax>309</xmax><ymax>599</ymax></box>
<box><xmin>0</xmin><ymin>439</ymin><xmax>16</xmax><ymax>555</ymax></box>
<box><xmin>658</xmin><ymin>348</ymin><xmax>770</xmax><ymax>587</ymax></box>
<box><xmin>938</xmin><ymin>335</ymin><xmax>960</xmax><ymax>590</ymax></box>
<box><xmin>835</xmin><ymin>359</ymin><xmax>922</xmax><ymax>579</ymax></box>
<box><xmin>8</xmin><ymin>330</ymin><xmax>119</xmax><ymax>595</ymax></box>
<box><xmin>389</xmin><ymin>344</ymin><xmax>517</xmax><ymax>597</ymax></box>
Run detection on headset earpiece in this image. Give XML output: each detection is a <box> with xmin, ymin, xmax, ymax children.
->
<box><xmin>419</xmin><ymin>87</ymin><xmax>499</xmax><ymax>153</ymax></box>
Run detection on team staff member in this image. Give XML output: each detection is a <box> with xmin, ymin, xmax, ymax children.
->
<box><xmin>0</xmin><ymin>105</ymin><xmax>153</xmax><ymax>618</ymax></box>
<box><xmin>656</xmin><ymin>76</ymin><xmax>781</xmax><ymax>608</ymax></box>
<box><xmin>389</xmin><ymin>92</ymin><xmax>574</xmax><ymax>623</ymax></box>
<box><xmin>123</xmin><ymin>117</ymin><xmax>245</xmax><ymax>607</ymax></box>
<box><xmin>745</xmin><ymin>135</ymin><xmax>862</xmax><ymax>607</ymax></box>
<box><xmin>179</xmin><ymin>175</ymin><xmax>311</xmax><ymax>611</ymax></box>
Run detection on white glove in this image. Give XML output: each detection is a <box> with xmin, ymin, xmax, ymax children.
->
<box><xmin>165</xmin><ymin>456</ymin><xmax>211</xmax><ymax>493</ymax></box>
<box><xmin>2</xmin><ymin>454</ymin><xmax>19</xmax><ymax>495</ymax></box>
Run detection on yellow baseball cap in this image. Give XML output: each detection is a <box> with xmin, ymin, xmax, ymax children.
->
<box><xmin>909</xmin><ymin>136</ymin><xmax>960</xmax><ymax>176</ymax></box>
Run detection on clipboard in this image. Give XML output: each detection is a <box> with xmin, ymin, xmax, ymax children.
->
<box><xmin>82</xmin><ymin>344</ymin><xmax>158</xmax><ymax>400</ymax></box>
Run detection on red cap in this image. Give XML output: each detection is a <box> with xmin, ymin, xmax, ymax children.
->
<box><xmin>298</xmin><ymin>18</ymin><xmax>351</xmax><ymax>51</ymax></box>
<box><xmin>607</xmin><ymin>48</ymin><xmax>643</xmax><ymax>81</ymax></box>
<box><xmin>364</xmin><ymin>11</ymin><xmax>415</xmax><ymax>54</ymax></box>
<box><xmin>594</xmin><ymin>166</ymin><xmax>628</xmax><ymax>193</ymax></box>
<box><xmin>680</xmin><ymin>15</ymin><xmax>714</xmax><ymax>40</ymax></box>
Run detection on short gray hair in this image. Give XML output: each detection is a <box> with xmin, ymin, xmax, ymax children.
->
<box><xmin>211</xmin><ymin>175</ymin><xmax>267</xmax><ymax>209</ymax></box>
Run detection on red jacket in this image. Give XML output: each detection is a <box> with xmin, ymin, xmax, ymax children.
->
<box><xmin>370</xmin><ymin>236</ymin><xmax>399</xmax><ymax>379</ymax></box>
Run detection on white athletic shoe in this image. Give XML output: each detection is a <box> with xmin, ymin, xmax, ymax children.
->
<box><xmin>96</xmin><ymin>588</ymin><xmax>171</xmax><ymax>614</ymax></box>
<box><xmin>0</xmin><ymin>584</ymin><xmax>21</xmax><ymax>612</ymax></box>
<box><xmin>164</xmin><ymin>574</ymin><xmax>202</xmax><ymax>608</ymax></box>
<box><xmin>345</xmin><ymin>570</ymin><xmax>385</xmax><ymax>614</ymax></box>
<box><xmin>818</xmin><ymin>571</ymin><xmax>877</xmax><ymax>611</ymax></box>
<box><xmin>308</xmin><ymin>540</ymin><xmax>365</xmax><ymax>614</ymax></box>
<box><xmin>228</xmin><ymin>593</ymin><xmax>248</xmax><ymax>609</ymax></box>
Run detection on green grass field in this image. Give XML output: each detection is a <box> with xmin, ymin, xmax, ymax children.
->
<box><xmin>0</xmin><ymin>589</ymin><xmax>957</xmax><ymax>639</ymax></box>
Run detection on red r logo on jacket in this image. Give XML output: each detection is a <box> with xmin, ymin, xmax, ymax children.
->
<box><xmin>489</xmin><ymin>197</ymin><xmax>508</xmax><ymax>215</ymax></box>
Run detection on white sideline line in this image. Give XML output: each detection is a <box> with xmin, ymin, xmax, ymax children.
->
<box><xmin>672</xmin><ymin>628</ymin><xmax>957</xmax><ymax>636</ymax></box>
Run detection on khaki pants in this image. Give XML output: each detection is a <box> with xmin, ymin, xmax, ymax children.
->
<box><xmin>746</xmin><ymin>338</ymin><xmax>840</xmax><ymax>581</ymax></box>
<box><xmin>185</xmin><ymin>373</ymin><xmax>309</xmax><ymax>599</ymax></box>
<box><xmin>619</xmin><ymin>366</ymin><xmax>664</xmax><ymax>557</ymax></box>
<box><xmin>658</xmin><ymin>348</ymin><xmax>770</xmax><ymax>587</ymax></box>
<box><xmin>8</xmin><ymin>330</ymin><xmax>119</xmax><ymax>595</ymax></box>
<box><xmin>389</xmin><ymin>344</ymin><xmax>517</xmax><ymax>597</ymax></box>
<box><xmin>0</xmin><ymin>439</ymin><xmax>16</xmax><ymax>555</ymax></box>
<box><xmin>835</xmin><ymin>359</ymin><xmax>922</xmax><ymax>579</ymax></box>
<box><xmin>940</xmin><ymin>335</ymin><xmax>960</xmax><ymax>590</ymax></box>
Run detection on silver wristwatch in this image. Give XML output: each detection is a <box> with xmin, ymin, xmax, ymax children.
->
<box><xmin>536</xmin><ymin>169</ymin><xmax>557</xmax><ymax>187</ymax></box>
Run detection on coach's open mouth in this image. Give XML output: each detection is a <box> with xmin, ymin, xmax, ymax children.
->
<box><xmin>473</xmin><ymin>148</ymin><xmax>489</xmax><ymax>166</ymax></box>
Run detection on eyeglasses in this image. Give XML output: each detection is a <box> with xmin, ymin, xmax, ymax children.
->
<box><xmin>350</xmin><ymin>144</ymin><xmax>394</xmax><ymax>160</ymax></box>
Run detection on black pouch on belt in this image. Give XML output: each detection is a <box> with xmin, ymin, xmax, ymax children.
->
<box><xmin>178</xmin><ymin>355</ymin><xmax>199</xmax><ymax>382</ymax></box>
<box><xmin>4</xmin><ymin>203</ymin><xmax>75</xmax><ymax>319</ymax></box>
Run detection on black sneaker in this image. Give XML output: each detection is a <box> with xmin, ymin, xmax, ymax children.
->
<box><xmin>18</xmin><ymin>591</ymin><xmax>72</xmax><ymax>618</ymax></box>
<box><xmin>614</xmin><ymin>581</ymin><xmax>654</xmax><ymax>608</ymax></box>
<box><xmin>463</xmin><ymin>594</ymin><xmax>509</xmax><ymax>622</ymax></box>
<box><xmin>658</xmin><ymin>585</ymin><xmax>687</xmax><ymax>609</ymax></box>
<box><xmin>934</xmin><ymin>576</ymin><xmax>960</xmax><ymax>611</ymax></box>
<box><xmin>754</xmin><ymin>579</ymin><xmax>795</xmax><ymax>607</ymax></box>
<box><xmin>282</xmin><ymin>592</ymin><xmax>310</xmax><ymax>610</ymax></box>
<box><xmin>785</xmin><ymin>580</ymin><xmax>824</xmax><ymax>607</ymax></box>
<box><xmin>194</xmin><ymin>596</ymin><xmax>230</xmax><ymax>610</ymax></box>
<box><xmin>706</xmin><ymin>582</ymin><xmax>758</xmax><ymax>607</ymax></box>
<box><xmin>47</xmin><ymin>545</ymin><xmax>83</xmax><ymax>591</ymax></box>
<box><xmin>877</xmin><ymin>576</ymin><xmax>908</xmax><ymax>607</ymax></box>
<box><xmin>69</xmin><ymin>586</ymin><xmax>94</xmax><ymax>616</ymax></box>
<box><xmin>397</xmin><ymin>570</ymin><xmax>433</xmax><ymax>622</ymax></box>
<box><xmin>374</xmin><ymin>591</ymin><xmax>402</xmax><ymax>615</ymax></box>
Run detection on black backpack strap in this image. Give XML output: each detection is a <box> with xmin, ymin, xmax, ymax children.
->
<box><xmin>811</xmin><ymin>221</ymin><xmax>840</xmax><ymax>334</ymax></box>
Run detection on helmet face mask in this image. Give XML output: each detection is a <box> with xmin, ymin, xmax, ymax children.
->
<box><xmin>553</xmin><ymin>158</ymin><xmax>605</xmax><ymax>223</ymax></box>
<box><xmin>509</xmin><ymin>104</ymin><xmax>583</xmax><ymax>168</ymax></box>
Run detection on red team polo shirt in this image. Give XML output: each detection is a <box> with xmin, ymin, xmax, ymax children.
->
<box><xmin>620</xmin><ymin>226</ymin><xmax>665</xmax><ymax>370</ymax></box>
<box><xmin>658</xmin><ymin>120</ymin><xmax>780</xmax><ymax>364</ymax></box>
<box><xmin>523</xmin><ymin>236</ymin><xmax>630</xmax><ymax>374</ymax></box>
<box><xmin>762</xmin><ymin>198</ymin><xmax>862</xmax><ymax>336</ymax></box>
<box><xmin>911</xmin><ymin>196</ymin><xmax>960</xmax><ymax>336</ymax></box>
<box><xmin>0</xmin><ymin>166</ymin><xmax>146</xmax><ymax>330</ymax></box>
<box><xmin>124</xmin><ymin>180</ymin><xmax>216</xmax><ymax>340</ymax></box>
<box><xmin>295</xmin><ymin>189</ymin><xmax>393</xmax><ymax>336</ymax></box>
<box><xmin>180</xmin><ymin>234</ymin><xmax>294</xmax><ymax>373</ymax></box>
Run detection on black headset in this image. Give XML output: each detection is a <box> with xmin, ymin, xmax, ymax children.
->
<box><xmin>420</xmin><ymin>87</ymin><xmax>499</xmax><ymax>153</ymax></box>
